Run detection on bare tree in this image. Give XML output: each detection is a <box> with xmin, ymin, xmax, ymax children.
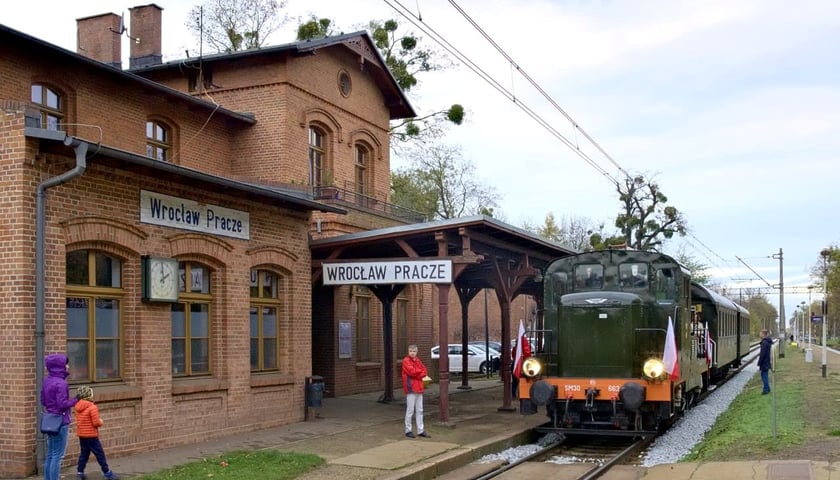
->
<box><xmin>187</xmin><ymin>0</ymin><xmax>288</xmax><ymax>53</ymax></box>
<box><xmin>392</xmin><ymin>144</ymin><xmax>499</xmax><ymax>220</ymax></box>
<box><xmin>524</xmin><ymin>213</ymin><xmax>605</xmax><ymax>251</ymax></box>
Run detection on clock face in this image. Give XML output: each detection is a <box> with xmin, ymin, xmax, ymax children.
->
<box><xmin>146</xmin><ymin>257</ymin><xmax>179</xmax><ymax>302</ymax></box>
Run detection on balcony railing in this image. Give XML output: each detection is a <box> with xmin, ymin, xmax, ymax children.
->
<box><xmin>314</xmin><ymin>185</ymin><xmax>425</xmax><ymax>223</ymax></box>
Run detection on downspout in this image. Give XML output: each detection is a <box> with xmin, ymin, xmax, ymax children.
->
<box><xmin>34</xmin><ymin>136</ymin><xmax>87</xmax><ymax>470</ymax></box>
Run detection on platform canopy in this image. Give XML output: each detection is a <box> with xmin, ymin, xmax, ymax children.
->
<box><xmin>311</xmin><ymin>215</ymin><xmax>576</xmax><ymax>420</ymax></box>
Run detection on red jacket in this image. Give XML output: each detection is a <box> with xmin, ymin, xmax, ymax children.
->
<box><xmin>75</xmin><ymin>399</ymin><xmax>103</xmax><ymax>438</ymax></box>
<box><xmin>402</xmin><ymin>355</ymin><xmax>428</xmax><ymax>394</ymax></box>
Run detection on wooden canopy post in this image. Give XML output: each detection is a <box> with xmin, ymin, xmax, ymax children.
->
<box><xmin>456</xmin><ymin>287</ymin><xmax>483</xmax><ymax>389</ymax></box>
<box><xmin>488</xmin><ymin>254</ymin><xmax>538</xmax><ymax>411</ymax></box>
<box><xmin>369</xmin><ymin>284</ymin><xmax>406</xmax><ymax>403</ymax></box>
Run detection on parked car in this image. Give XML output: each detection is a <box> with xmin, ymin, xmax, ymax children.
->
<box><xmin>469</xmin><ymin>340</ymin><xmax>502</xmax><ymax>354</ymax></box>
<box><xmin>431</xmin><ymin>344</ymin><xmax>498</xmax><ymax>374</ymax></box>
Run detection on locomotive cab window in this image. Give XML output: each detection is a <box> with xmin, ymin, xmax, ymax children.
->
<box><xmin>654</xmin><ymin>268</ymin><xmax>677</xmax><ymax>303</ymax></box>
<box><xmin>575</xmin><ymin>264</ymin><xmax>603</xmax><ymax>289</ymax></box>
<box><xmin>619</xmin><ymin>263</ymin><xmax>648</xmax><ymax>289</ymax></box>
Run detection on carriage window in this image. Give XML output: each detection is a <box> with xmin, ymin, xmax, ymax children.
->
<box><xmin>619</xmin><ymin>263</ymin><xmax>648</xmax><ymax>289</ymax></box>
<box><xmin>575</xmin><ymin>264</ymin><xmax>603</xmax><ymax>289</ymax></box>
<box><xmin>655</xmin><ymin>268</ymin><xmax>677</xmax><ymax>303</ymax></box>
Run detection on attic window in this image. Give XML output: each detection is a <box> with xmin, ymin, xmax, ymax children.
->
<box><xmin>338</xmin><ymin>71</ymin><xmax>352</xmax><ymax>97</ymax></box>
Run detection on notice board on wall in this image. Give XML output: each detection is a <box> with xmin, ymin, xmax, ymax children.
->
<box><xmin>338</xmin><ymin>322</ymin><xmax>352</xmax><ymax>359</ymax></box>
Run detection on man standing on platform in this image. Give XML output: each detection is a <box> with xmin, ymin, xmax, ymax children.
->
<box><xmin>402</xmin><ymin>344</ymin><xmax>430</xmax><ymax>438</ymax></box>
<box><xmin>758</xmin><ymin>329</ymin><xmax>773</xmax><ymax>395</ymax></box>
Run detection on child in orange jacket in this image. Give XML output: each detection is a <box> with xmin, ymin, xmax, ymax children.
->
<box><xmin>74</xmin><ymin>386</ymin><xmax>119</xmax><ymax>480</ymax></box>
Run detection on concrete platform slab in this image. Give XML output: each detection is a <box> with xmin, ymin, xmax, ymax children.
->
<box><xmin>330</xmin><ymin>439</ymin><xmax>460</xmax><ymax>470</ymax></box>
<box><xmin>768</xmin><ymin>461</ymin><xmax>814</xmax><ymax>480</ymax></box>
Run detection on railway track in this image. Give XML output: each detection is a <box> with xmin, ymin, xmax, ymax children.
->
<box><xmin>458</xmin><ymin>434</ymin><xmax>651</xmax><ymax>480</ymax></box>
<box><xmin>443</xmin><ymin>344</ymin><xmax>762</xmax><ymax>480</ymax></box>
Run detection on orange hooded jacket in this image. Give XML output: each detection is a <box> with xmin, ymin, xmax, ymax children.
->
<box><xmin>74</xmin><ymin>399</ymin><xmax>103</xmax><ymax>438</ymax></box>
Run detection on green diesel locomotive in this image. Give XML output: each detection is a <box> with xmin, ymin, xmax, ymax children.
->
<box><xmin>518</xmin><ymin>249</ymin><xmax>750</xmax><ymax>435</ymax></box>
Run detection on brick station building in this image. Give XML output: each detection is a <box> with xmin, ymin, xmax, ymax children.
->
<box><xmin>0</xmin><ymin>4</ymin><xmax>571</xmax><ymax>477</ymax></box>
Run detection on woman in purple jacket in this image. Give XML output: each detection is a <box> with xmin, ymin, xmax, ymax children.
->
<box><xmin>41</xmin><ymin>353</ymin><xmax>78</xmax><ymax>480</ymax></box>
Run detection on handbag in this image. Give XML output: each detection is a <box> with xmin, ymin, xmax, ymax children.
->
<box><xmin>39</xmin><ymin>412</ymin><xmax>63</xmax><ymax>434</ymax></box>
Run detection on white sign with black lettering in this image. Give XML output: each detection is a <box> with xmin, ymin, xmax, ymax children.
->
<box><xmin>140</xmin><ymin>190</ymin><xmax>250</xmax><ymax>240</ymax></box>
<box><xmin>322</xmin><ymin>260</ymin><xmax>453</xmax><ymax>285</ymax></box>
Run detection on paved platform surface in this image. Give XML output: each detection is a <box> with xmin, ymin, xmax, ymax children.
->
<box><xmin>31</xmin><ymin>374</ymin><xmax>828</xmax><ymax>480</ymax></box>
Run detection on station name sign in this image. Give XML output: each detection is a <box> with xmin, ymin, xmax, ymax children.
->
<box><xmin>323</xmin><ymin>260</ymin><xmax>453</xmax><ymax>285</ymax></box>
<box><xmin>140</xmin><ymin>190</ymin><xmax>250</xmax><ymax>240</ymax></box>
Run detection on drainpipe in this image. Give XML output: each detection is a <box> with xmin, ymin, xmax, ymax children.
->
<box><xmin>34</xmin><ymin>136</ymin><xmax>87</xmax><ymax>470</ymax></box>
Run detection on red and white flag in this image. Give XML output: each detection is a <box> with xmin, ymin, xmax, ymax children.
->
<box><xmin>663</xmin><ymin>315</ymin><xmax>680</xmax><ymax>380</ymax></box>
<box><xmin>513</xmin><ymin>320</ymin><xmax>532</xmax><ymax>378</ymax></box>
<box><xmin>705</xmin><ymin>322</ymin><xmax>713</xmax><ymax>367</ymax></box>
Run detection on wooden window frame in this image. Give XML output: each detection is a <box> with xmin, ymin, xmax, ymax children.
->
<box><xmin>250</xmin><ymin>269</ymin><xmax>283</xmax><ymax>372</ymax></box>
<box><xmin>65</xmin><ymin>250</ymin><xmax>124</xmax><ymax>384</ymax></box>
<box><xmin>309</xmin><ymin>126</ymin><xmax>326</xmax><ymax>186</ymax></box>
<box><xmin>146</xmin><ymin>120</ymin><xmax>170</xmax><ymax>162</ymax></box>
<box><xmin>171</xmin><ymin>262</ymin><xmax>212</xmax><ymax>377</ymax></box>
<box><xmin>356</xmin><ymin>289</ymin><xmax>371</xmax><ymax>362</ymax></box>
<box><xmin>31</xmin><ymin>83</ymin><xmax>63</xmax><ymax>130</ymax></box>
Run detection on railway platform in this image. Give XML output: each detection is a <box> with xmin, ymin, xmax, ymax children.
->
<box><xmin>31</xmin><ymin>371</ymin><xmax>830</xmax><ymax>480</ymax></box>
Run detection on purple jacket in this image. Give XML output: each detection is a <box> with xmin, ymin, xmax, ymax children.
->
<box><xmin>40</xmin><ymin>354</ymin><xmax>77</xmax><ymax>425</ymax></box>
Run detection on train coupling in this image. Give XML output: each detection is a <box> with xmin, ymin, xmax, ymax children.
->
<box><xmin>584</xmin><ymin>387</ymin><xmax>600</xmax><ymax>409</ymax></box>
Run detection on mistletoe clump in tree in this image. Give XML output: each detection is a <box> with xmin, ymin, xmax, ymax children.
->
<box><xmin>296</xmin><ymin>17</ymin><xmax>464</xmax><ymax>147</ymax></box>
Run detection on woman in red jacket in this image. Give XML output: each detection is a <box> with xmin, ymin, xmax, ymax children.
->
<box><xmin>401</xmin><ymin>345</ymin><xmax>430</xmax><ymax>438</ymax></box>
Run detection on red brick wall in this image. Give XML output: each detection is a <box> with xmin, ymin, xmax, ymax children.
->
<box><xmin>0</xmin><ymin>25</ymin><xmax>455</xmax><ymax>476</ymax></box>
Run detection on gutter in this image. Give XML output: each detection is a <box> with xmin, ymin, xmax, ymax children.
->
<box><xmin>34</xmin><ymin>135</ymin><xmax>88</xmax><ymax>469</ymax></box>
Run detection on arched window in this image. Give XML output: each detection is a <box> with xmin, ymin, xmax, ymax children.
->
<box><xmin>308</xmin><ymin>126</ymin><xmax>326</xmax><ymax>186</ymax></box>
<box><xmin>354</xmin><ymin>144</ymin><xmax>369</xmax><ymax>197</ymax></box>
<box><xmin>171</xmin><ymin>262</ymin><xmax>211</xmax><ymax>376</ymax></box>
<box><xmin>250</xmin><ymin>269</ymin><xmax>283</xmax><ymax>372</ymax></box>
<box><xmin>146</xmin><ymin>120</ymin><xmax>170</xmax><ymax>161</ymax></box>
<box><xmin>30</xmin><ymin>84</ymin><xmax>63</xmax><ymax>130</ymax></box>
<box><xmin>65</xmin><ymin>250</ymin><xmax>123</xmax><ymax>383</ymax></box>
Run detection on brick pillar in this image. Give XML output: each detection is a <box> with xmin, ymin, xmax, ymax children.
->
<box><xmin>76</xmin><ymin>13</ymin><xmax>122</xmax><ymax>68</ymax></box>
<box><xmin>129</xmin><ymin>4</ymin><xmax>163</xmax><ymax>68</ymax></box>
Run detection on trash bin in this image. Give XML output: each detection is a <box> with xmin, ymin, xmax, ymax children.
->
<box><xmin>306</xmin><ymin>375</ymin><xmax>324</xmax><ymax>407</ymax></box>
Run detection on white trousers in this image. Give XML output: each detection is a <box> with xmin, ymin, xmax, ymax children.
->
<box><xmin>405</xmin><ymin>392</ymin><xmax>424</xmax><ymax>433</ymax></box>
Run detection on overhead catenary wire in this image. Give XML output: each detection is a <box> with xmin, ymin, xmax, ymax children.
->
<box><xmin>445</xmin><ymin>0</ymin><xmax>631</xmax><ymax>181</ymax></box>
<box><xmin>383</xmin><ymin>0</ymin><xmax>620</xmax><ymax>186</ymax></box>
<box><xmin>385</xmin><ymin>0</ymin><xmax>747</xmax><ymax>288</ymax></box>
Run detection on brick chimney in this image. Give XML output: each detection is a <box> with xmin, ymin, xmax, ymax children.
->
<box><xmin>76</xmin><ymin>13</ymin><xmax>122</xmax><ymax>68</ymax></box>
<box><xmin>129</xmin><ymin>4</ymin><xmax>163</xmax><ymax>68</ymax></box>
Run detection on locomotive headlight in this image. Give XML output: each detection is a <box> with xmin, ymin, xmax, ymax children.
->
<box><xmin>642</xmin><ymin>358</ymin><xmax>665</xmax><ymax>380</ymax></box>
<box><xmin>522</xmin><ymin>357</ymin><xmax>542</xmax><ymax>378</ymax></box>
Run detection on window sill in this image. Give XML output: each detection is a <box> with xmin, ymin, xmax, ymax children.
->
<box><xmin>250</xmin><ymin>372</ymin><xmax>295</xmax><ymax>388</ymax></box>
<box><xmin>75</xmin><ymin>384</ymin><xmax>143</xmax><ymax>403</ymax></box>
<box><xmin>355</xmin><ymin>362</ymin><xmax>381</xmax><ymax>370</ymax></box>
<box><xmin>172</xmin><ymin>377</ymin><xmax>228</xmax><ymax>395</ymax></box>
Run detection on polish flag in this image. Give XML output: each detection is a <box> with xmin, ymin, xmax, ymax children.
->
<box><xmin>513</xmin><ymin>320</ymin><xmax>532</xmax><ymax>379</ymax></box>
<box><xmin>705</xmin><ymin>323</ymin><xmax>713</xmax><ymax>367</ymax></box>
<box><xmin>663</xmin><ymin>316</ymin><xmax>680</xmax><ymax>380</ymax></box>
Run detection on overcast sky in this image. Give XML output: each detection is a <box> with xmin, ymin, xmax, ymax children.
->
<box><xmin>5</xmin><ymin>0</ymin><xmax>839</xmax><ymax>326</ymax></box>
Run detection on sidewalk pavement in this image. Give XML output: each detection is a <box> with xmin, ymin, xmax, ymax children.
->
<box><xmin>28</xmin><ymin>367</ymin><xmax>834</xmax><ymax>480</ymax></box>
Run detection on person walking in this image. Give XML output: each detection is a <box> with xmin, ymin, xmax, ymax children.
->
<box><xmin>41</xmin><ymin>353</ymin><xmax>79</xmax><ymax>480</ymax></box>
<box><xmin>74</xmin><ymin>386</ymin><xmax>119</xmax><ymax>480</ymax></box>
<box><xmin>401</xmin><ymin>344</ymin><xmax>430</xmax><ymax>439</ymax></box>
<box><xmin>758</xmin><ymin>329</ymin><xmax>773</xmax><ymax>395</ymax></box>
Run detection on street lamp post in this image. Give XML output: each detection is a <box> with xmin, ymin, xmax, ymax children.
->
<box><xmin>820</xmin><ymin>248</ymin><xmax>831</xmax><ymax>378</ymax></box>
<box><xmin>799</xmin><ymin>301</ymin><xmax>806</xmax><ymax>344</ymax></box>
<box><xmin>808</xmin><ymin>286</ymin><xmax>814</xmax><ymax>347</ymax></box>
